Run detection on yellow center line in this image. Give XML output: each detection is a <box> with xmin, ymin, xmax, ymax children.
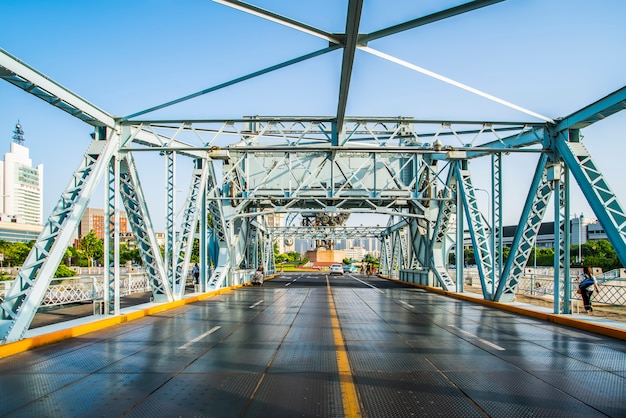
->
<box><xmin>326</xmin><ymin>275</ymin><xmax>362</xmax><ymax>417</ymax></box>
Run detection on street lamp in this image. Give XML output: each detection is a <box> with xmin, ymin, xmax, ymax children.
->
<box><xmin>578</xmin><ymin>213</ymin><xmax>584</xmax><ymax>264</ymax></box>
<box><xmin>475</xmin><ymin>187</ymin><xmax>494</xmax><ymax>295</ymax></box>
<box><xmin>570</xmin><ymin>213</ymin><xmax>584</xmax><ymax>265</ymax></box>
<box><xmin>475</xmin><ymin>188</ymin><xmax>490</xmax><ymax>225</ymax></box>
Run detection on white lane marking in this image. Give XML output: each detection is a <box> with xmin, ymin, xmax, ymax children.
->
<box><xmin>249</xmin><ymin>300</ymin><xmax>264</xmax><ymax>309</ymax></box>
<box><xmin>347</xmin><ymin>275</ymin><xmax>384</xmax><ymax>293</ymax></box>
<box><xmin>178</xmin><ymin>326</ymin><xmax>221</xmax><ymax>349</ymax></box>
<box><xmin>399</xmin><ymin>300</ymin><xmax>414</xmax><ymax>309</ymax></box>
<box><xmin>285</xmin><ymin>282</ymin><xmax>292</xmax><ymax>287</ymax></box>
<box><xmin>448</xmin><ymin>325</ymin><xmax>506</xmax><ymax>351</ymax></box>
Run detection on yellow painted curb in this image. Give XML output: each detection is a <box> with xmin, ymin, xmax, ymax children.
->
<box><xmin>383</xmin><ymin>277</ymin><xmax>626</xmax><ymax>341</ymax></box>
<box><xmin>0</xmin><ymin>284</ymin><xmax>245</xmax><ymax>359</ymax></box>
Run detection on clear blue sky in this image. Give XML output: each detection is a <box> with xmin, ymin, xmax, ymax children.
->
<box><xmin>1</xmin><ymin>0</ymin><xmax>625</xmax><ymax>229</ymax></box>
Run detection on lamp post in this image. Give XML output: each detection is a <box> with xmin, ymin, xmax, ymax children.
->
<box><xmin>475</xmin><ymin>188</ymin><xmax>491</xmax><ymax>224</ymax></box>
<box><xmin>475</xmin><ymin>187</ymin><xmax>493</xmax><ymax>295</ymax></box>
<box><xmin>578</xmin><ymin>213</ymin><xmax>583</xmax><ymax>265</ymax></box>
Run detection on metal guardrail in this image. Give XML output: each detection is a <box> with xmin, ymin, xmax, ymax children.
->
<box><xmin>0</xmin><ymin>273</ymin><xmax>151</xmax><ymax>308</ymax></box>
<box><xmin>462</xmin><ymin>269</ymin><xmax>626</xmax><ymax>306</ymax></box>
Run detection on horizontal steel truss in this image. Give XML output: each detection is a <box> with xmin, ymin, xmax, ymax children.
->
<box><xmin>122</xmin><ymin>120</ymin><xmax>537</xmax><ymax>221</ymax></box>
<box><xmin>267</xmin><ymin>226</ymin><xmax>386</xmax><ymax>240</ymax></box>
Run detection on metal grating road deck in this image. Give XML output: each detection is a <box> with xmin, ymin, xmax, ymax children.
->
<box><xmin>0</xmin><ymin>273</ymin><xmax>624</xmax><ymax>417</ymax></box>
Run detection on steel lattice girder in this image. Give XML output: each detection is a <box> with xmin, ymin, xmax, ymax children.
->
<box><xmin>555</xmin><ymin>135</ymin><xmax>626</xmax><ymax>265</ymax></box>
<box><xmin>430</xmin><ymin>166</ymin><xmax>458</xmax><ymax>291</ymax></box>
<box><xmin>118</xmin><ymin>153</ymin><xmax>172</xmax><ymax>302</ymax></box>
<box><xmin>496</xmin><ymin>154</ymin><xmax>553</xmax><ymax>301</ymax></box>
<box><xmin>173</xmin><ymin>159</ymin><xmax>209</xmax><ymax>299</ymax></box>
<box><xmin>455</xmin><ymin>163</ymin><xmax>495</xmax><ymax>299</ymax></box>
<box><xmin>0</xmin><ymin>135</ymin><xmax>119</xmax><ymax>342</ymax></box>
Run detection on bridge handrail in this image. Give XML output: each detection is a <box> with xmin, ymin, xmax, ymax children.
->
<box><xmin>0</xmin><ymin>273</ymin><xmax>151</xmax><ymax>308</ymax></box>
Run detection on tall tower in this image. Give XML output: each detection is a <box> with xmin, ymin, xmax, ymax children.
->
<box><xmin>12</xmin><ymin>122</ymin><xmax>25</xmax><ymax>145</ymax></box>
<box><xmin>0</xmin><ymin>122</ymin><xmax>44</xmax><ymax>225</ymax></box>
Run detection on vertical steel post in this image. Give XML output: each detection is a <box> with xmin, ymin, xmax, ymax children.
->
<box><xmin>456</xmin><ymin>181</ymin><xmax>465</xmax><ymax>293</ymax></box>
<box><xmin>165</xmin><ymin>151</ymin><xmax>176</xmax><ymax>288</ymax></box>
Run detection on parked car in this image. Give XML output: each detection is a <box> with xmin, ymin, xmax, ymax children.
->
<box><xmin>329</xmin><ymin>264</ymin><xmax>344</xmax><ymax>275</ymax></box>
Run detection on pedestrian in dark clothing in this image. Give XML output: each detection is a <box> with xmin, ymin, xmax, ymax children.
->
<box><xmin>192</xmin><ymin>263</ymin><xmax>200</xmax><ymax>284</ymax></box>
<box><xmin>578</xmin><ymin>266</ymin><xmax>600</xmax><ymax>313</ymax></box>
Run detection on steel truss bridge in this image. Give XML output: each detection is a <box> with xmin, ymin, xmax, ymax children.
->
<box><xmin>1</xmin><ymin>0</ymin><xmax>625</xmax><ymax>343</ymax></box>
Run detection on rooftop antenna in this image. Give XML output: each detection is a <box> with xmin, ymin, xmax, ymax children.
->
<box><xmin>12</xmin><ymin>121</ymin><xmax>25</xmax><ymax>145</ymax></box>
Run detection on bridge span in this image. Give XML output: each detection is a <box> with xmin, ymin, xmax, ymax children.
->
<box><xmin>0</xmin><ymin>273</ymin><xmax>624</xmax><ymax>417</ymax></box>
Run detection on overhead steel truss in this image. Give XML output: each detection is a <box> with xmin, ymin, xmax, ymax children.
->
<box><xmin>1</xmin><ymin>0</ymin><xmax>626</xmax><ymax>343</ymax></box>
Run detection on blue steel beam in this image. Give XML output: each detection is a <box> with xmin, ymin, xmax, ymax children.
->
<box><xmin>118</xmin><ymin>154</ymin><xmax>171</xmax><ymax>302</ymax></box>
<box><xmin>335</xmin><ymin>0</ymin><xmax>364</xmax><ymax>143</ymax></box>
<box><xmin>430</xmin><ymin>165</ymin><xmax>457</xmax><ymax>291</ymax></box>
<box><xmin>466</xmin><ymin>126</ymin><xmax>546</xmax><ymax>158</ymax></box>
<box><xmin>363</xmin><ymin>0</ymin><xmax>506</xmax><ymax>44</ymax></box>
<box><xmin>496</xmin><ymin>153</ymin><xmax>552</xmax><ymax>301</ymax></box>
<box><xmin>123</xmin><ymin>46</ymin><xmax>341</xmax><ymax>120</ymax></box>
<box><xmin>455</xmin><ymin>163</ymin><xmax>494</xmax><ymax>299</ymax></box>
<box><xmin>555</xmin><ymin>135</ymin><xmax>626</xmax><ymax>265</ymax></box>
<box><xmin>0</xmin><ymin>48</ymin><xmax>115</xmax><ymax>127</ymax></box>
<box><xmin>173</xmin><ymin>159</ymin><xmax>209</xmax><ymax>299</ymax></box>
<box><xmin>556</xmin><ymin>86</ymin><xmax>626</xmax><ymax>131</ymax></box>
<box><xmin>213</xmin><ymin>0</ymin><xmax>339</xmax><ymax>44</ymax></box>
<box><xmin>0</xmin><ymin>136</ymin><xmax>120</xmax><ymax>342</ymax></box>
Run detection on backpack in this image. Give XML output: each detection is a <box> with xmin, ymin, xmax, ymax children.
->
<box><xmin>578</xmin><ymin>274</ymin><xmax>595</xmax><ymax>290</ymax></box>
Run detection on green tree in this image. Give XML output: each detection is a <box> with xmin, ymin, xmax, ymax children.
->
<box><xmin>79</xmin><ymin>230</ymin><xmax>104</xmax><ymax>267</ymax></box>
<box><xmin>3</xmin><ymin>241</ymin><xmax>32</xmax><ymax>266</ymax></box>
<box><xmin>286</xmin><ymin>251</ymin><xmax>305</xmax><ymax>264</ymax></box>
<box><xmin>582</xmin><ymin>240</ymin><xmax>620</xmax><ymax>271</ymax></box>
<box><xmin>362</xmin><ymin>253</ymin><xmax>379</xmax><ymax>268</ymax></box>
<box><xmin>54</xmin><ymin>264</ymin><xmax>77</xmax><ymax>278</ymax></box>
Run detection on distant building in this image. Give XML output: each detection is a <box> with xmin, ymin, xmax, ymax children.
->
<box><xmin>78</xmin><ymin>207</ymin><xmax>129</xmax><ymax>240</ymax></box>
<box><xmin>0</xmin><ymin>123</ymin><xmax>44</xmax><ymax>242</ymax></box>
<box><xmin>0</xmin><ymin>123</ymin><xmax>44</xmax><ymax>226</ymax></box>
<box><xmin>264</xmin><ymin>212</ymin><xmax>287</xmax><ymax>253</ymax></box>
<box><xmin>465</xmin><ymin>216</ymin><xmax>607</xmax><ymax>249</ymax></box>
<box><xmin>344</xmin><ymin>246</ymin><xmax>366</xmax><ymax>261</ymax></box>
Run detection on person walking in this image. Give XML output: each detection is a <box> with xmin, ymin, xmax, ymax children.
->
<box><xmin>578</xmin><ymin>266</ymin><xmax>600</xmax><ymax>313</ymax></box>
<box><xmin>192</xmin><ymin>263</ymin><xmax>200</xmax><ymax>284</ymax></box>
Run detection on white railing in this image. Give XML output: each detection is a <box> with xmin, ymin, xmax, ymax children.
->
<box><xmin>461</xmin><ymin>267</ymin><xmax>626</xmax><ymax>306</ymax></box>
<box><xmin>0</xmin><ymin>272</ymin><xmax>151</xmax><ymax>307</ymax></box>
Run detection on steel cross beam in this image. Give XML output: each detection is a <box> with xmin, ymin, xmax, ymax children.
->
<box><xmin>335</xmin><ymin>0</ymin><xmax>363</xmax><ymax>141</ymax></box>
<box><xmin>556</xmin><ymin>136</ymin><xmax>626</xmax><ymax>265</ymax></box>
<box><xmin>497</xmin><ymin>154</ymin><xmax>553</xmax><ymax>301</ymax></box>
<box><xmin>455</xmin><ymin>163</ymin><xmax>494</xmax><ymax>299</ymax></box>
<box><xmin>363</xmin><ymin>0</ymin><xmax>506</xmax><ymax>44</ymax></box>
<box><xmin>118</xmin><ymin>153</ymin><xmax>171</xmax><ymax>302</ymax></box>
<box><xmin>173</xmin><ymin>159</ymin><xmax>209</xmax><ymax>299</ymax></box>
<box><xmin>213</xmin><ymin>0</ymin><xmax>339</xmax><ymax>43</ymax></box>
<box><xmin>267</xmin><ymin>226</ymin><xmax>386</xmax><ymax>240</ymax></box>
<box><xmin>556</xmin><ymin>86</ymin><xmax>626</xmax><ymax>131</ymax></box>
<box><xmin>430</xmin><ymin>167</ymin><xmax>457</xmax><ymax>291</ymax></box>
<box><xmin>0</xmin><ymin>48</ymin><xmax>115</xmax><ymax>127</ymax></box>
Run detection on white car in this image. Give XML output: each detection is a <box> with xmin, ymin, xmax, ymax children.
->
<box><xmin>329</xmin><ymin>264</ymin><xmax>344</xmax><ymax>275</ymax></box>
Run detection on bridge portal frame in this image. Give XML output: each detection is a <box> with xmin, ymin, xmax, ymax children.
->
<box><xmin>1</xmin><ymin>0</ymin><xmax>626</xmax><ymax>343</ymax></box>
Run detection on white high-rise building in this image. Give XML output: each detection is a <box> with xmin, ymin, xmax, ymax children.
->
<box><xmin>0</xmin><ymin>123</ymin><xmax>44</xmax><ymax>226</ymax></box>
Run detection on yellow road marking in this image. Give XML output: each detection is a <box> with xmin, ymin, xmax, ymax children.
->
<box><xmin>326</xmin><ymin>275</ymin><xmax>362</xmax><ymax>417</ymax></box>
